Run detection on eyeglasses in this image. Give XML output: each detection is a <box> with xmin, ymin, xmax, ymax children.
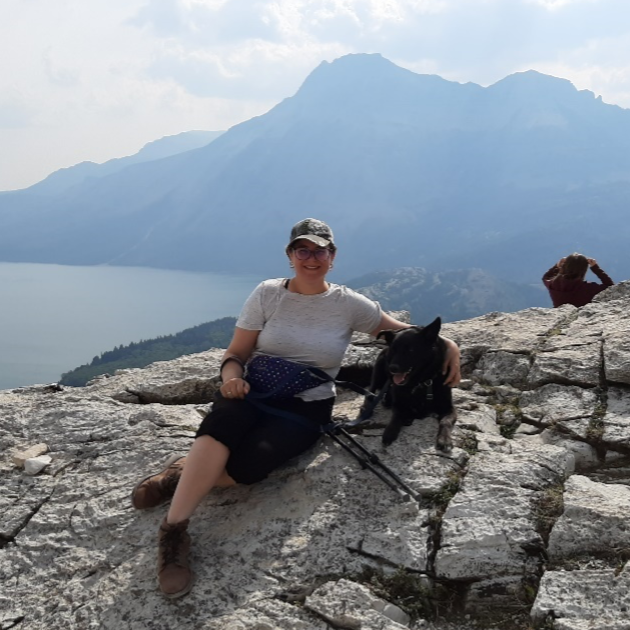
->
<box><xmin>292</xmin><ymin>247</ymin><xmax>333</xmax><ymax>261</ymax></box>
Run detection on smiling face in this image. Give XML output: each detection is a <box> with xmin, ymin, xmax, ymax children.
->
<box><xmin>288</xmin><ymin>239</ymin><xmax>336</xmax><ymax>283</ymax></box>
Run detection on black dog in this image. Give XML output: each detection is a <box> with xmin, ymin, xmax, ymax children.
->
<box><xmin>365</xmin><ymin>317</ymin><xmax>457</xmax><ymax>451</ymax></box>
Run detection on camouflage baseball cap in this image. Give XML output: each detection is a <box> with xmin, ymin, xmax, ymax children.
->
<box><xmin>287</xmin><ymin>218</ymin><xmax>335</xmax><ymax>249</ymax></box>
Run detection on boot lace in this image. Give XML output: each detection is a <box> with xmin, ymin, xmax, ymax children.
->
<box><xmin>160</xmin><ymin>527</ymin><xmax>185</xmax><ymax>568</ymax></box>
<box><xmin>161</xmin><ymin>467</ymin><xmax>181</xmax><ymax>495</ymax></box>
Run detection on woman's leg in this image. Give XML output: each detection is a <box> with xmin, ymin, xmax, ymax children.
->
<box><xmin>156</xmin><ymin>435</ymin><xmax>238</xmax><ymax>598</ymax></box>
<box><xmin>225</xmin><ymin>397</ymin><xmax>334</xmax><ymax>484</ymax></box>
<box><xmin>155</xmin><ymin>396</ymin><xmax>258</xmax><ymax>598</ymax></box>
<box><xmin>166</xmin><ymin>435</ymin><xmax>234</xmax><ymax>524</ymax></box>
<box><xmin>155</xmin><ymin>395</ymin><xmax>332</xmax><ymax>598</ymax></box>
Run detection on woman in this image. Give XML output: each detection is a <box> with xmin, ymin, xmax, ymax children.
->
<box><xmin>543</xmin><ymin>253</ymin><xmax>614</xmax><ymax>308</ymax></box>
<box><xmin>131</xmin><ymin>218</ymin><xmax>461</xmax><ymax>598</ymax></box>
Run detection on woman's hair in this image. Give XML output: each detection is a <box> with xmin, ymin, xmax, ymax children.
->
<box><xmin>560</xmin><ymin>253</ymin><xmax>588</xmax><ymax>280</ymax></box>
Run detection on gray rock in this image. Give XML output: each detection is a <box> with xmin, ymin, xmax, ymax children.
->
<box><xmin>24</xmin><ymin>455</ymin><xmax>52</xmax><ymax>475</ymax></box>
<box><xmin>603</xmin><ymin>387</ymin><xmax>630</xmax><ymax>450</ymax></box>
<box><xmin>528</xmin><ymin>344</ymin><xmax>601</xmax><ymax>388</ymax></box>
<box><xmin>592</xmin><ymin>280</ymin><xmax>630</xmax><ymax>304</ymax></box>
<box><xmin>520</xmin><ymin>384</ymin><xmax>599</xmax><ymax>428</ymax></box>
<box><xmin>473</xmin><ymin>350</ymin><xmax>531</xmax><ymax>387</ymax></box>
<box><xmin>12</xmin><ymin>443</ymin><xmax>49</xmax><ymax>467</ymax></box>
<box><xmin>548</xmin><ymin>475</ymin><xmax>630</xmax><ymax>561</ymax></box>
<box><xmin>3</xmin><ymin>296</ymin><xmax>630</xmax><ymax>629</ymax></box>
<box><xmin>531</xmin><ymin>567</ymin><xmax>630</xmax><ymax>628</ymax></box>
<box><xmin>84</xmin><ymin>349</ymin><xmax>225</xmax><ymax>404</ymax></box>
<box><xmin>305</xmin><ymin>578</ymin><xmax>411</xmax><ymax>629</ymax></box>
<box><xmin>539</xmin><ymin>430</ymin><xmax>597</xmax><ymax>470</ymax></box>
<box><xmin>435</xmin><ymin>442</ymin><xmax>572</xmax><ymax>582</ymax></box>
<box><xmin>602</xmin><ymin>303</ymin><xmax>630</xmax><ymax>385</ymax></box>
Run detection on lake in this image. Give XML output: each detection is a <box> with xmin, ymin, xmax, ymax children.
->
<box><xmin>0</xmin><ymin>263</ymin><xmax>263</xmax><ymax>390</ymax></box>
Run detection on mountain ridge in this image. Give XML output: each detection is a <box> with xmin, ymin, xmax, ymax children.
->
<box><xmin>8</xmin><ymin>130</ymin><xmax>224</xmax><ymax>196</ymax></box>
<box><xmin>0</xmin><ymin>53</ymin><xmax>628</xmax><ymax>282</ymax></box>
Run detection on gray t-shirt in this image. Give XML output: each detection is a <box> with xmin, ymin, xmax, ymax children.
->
<box><xmin>236</xmin><ymin>278</ymin><xmax>382</xmax><ymax>400</ymax></box>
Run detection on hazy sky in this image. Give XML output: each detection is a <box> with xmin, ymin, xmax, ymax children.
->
<box><xmin>2</xmin><ymin>0</ymin><xmax>629</xmax><ymax>191</ymax></box>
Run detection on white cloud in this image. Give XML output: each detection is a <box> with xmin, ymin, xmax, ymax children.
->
<box><xmin>526</xmin><ymin>0</ymin><xmax>599</xmax><ymax>10</ymax></box>
<box><xmin>1</xmin><ymin>0</ymin><xmax>630</xmax><ymax>190</ymax></box>
<box><xmin>530</xmin><ymin>31</ymin><xmax>630</xmax><ymax>106</ymax></box>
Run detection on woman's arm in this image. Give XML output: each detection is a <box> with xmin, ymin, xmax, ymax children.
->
<box><xmin>219</xmin><ymin>327</ymin><xmax>260</xmax><ymax>399</ymax></box>
<box><xmin>369</xmin><ymin>313</ymin><xmax>461</xmax><ymax>387</ymax></box>
<box><xmin>587</xmin><ymin>258</ymin><xmax>614</xmax><ymax>287</ymax></box>
<box><xmin>542</xmin><ymin>264</ymin><xmax>560</xmax><ymax>286</ymax></box>
<box><xmin>369</xmin><ymin>311</ymin><xmax>411</xmax><ymax>335</ymax></box>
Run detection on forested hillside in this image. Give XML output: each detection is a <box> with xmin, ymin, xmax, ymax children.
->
<box><xmin>60</xmin><ymin>317</ymin><xmax>236</xmax><ymax>386</ymax></box>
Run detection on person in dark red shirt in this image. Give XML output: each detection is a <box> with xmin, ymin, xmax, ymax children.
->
<box><xmin>543</xmin><ymin>253</ymin><xmax>614</xmax><ymax>308</ymax></box>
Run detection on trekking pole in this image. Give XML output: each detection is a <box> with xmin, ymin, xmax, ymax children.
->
<box><xmin>336</xmin><ymin>426</ymin><xmax>424</xmax><ymax>502</ymax></box>
<box><xmin>325</xmin><ymin>428</ymin><xmax>412</xmax><ymax>501</ymax></box>
<box><xmin>325</xmin><ymin>424</ymin><xmax>423</xmax><ymax>503</ymax></box>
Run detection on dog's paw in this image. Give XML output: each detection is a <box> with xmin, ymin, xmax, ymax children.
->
<box><xmin>382</xmin><ymin>424</ymin><xmax>400</xmax><ymax>446</ymax></box>
<box><xmin>436</xmin><ymin>432</ymin><xmax>453</xmax><ymax>452</ymax></box>
<box><xmin>401</xmin><ymin>417</ymin><xmax>414</xmax><ymax>427</ymax></box>
<box><xmin>358</xmin><ymin>403</ymin><xmax>373</xmax><ymax>421</ymax></box>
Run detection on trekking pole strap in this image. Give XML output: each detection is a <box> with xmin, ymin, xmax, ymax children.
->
<box><xmin>245</xmin><ymin>398</ymin><xmax>322</xmax><ymax>433</ymax></box>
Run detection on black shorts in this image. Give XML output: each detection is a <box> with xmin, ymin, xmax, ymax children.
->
<box><xmin>196</xmin><ymin>394</ymin><xmax>335</xmax><ymax>484</ymax></box>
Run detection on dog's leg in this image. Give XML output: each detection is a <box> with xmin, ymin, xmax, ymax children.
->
<box><xmin>382</xmin><ymin>409</ymin><xmax>413</xmax><ymax>446</ymax></box>
<box><xmin>359</xmin><ymin>354</ymin><xmax>388</xmax><ymax>420</ymax></box>
<box><xmin>433</xmin><ymin>385</ymin><xmax>456</xmax><ymax>452</ymax></box>
<box><xmin>382</xmin><ymin>418</ymin><xmax>402</xmax><ymax>446</ymax></box>
<box><xmin>436</xmin><ymin>411</ymin><xmax>457</xmax><ymax>452</ymax></box>
<box><xmin>382</xmin><ymin>387</ymin><xmax>392</xmax><ymax>409</ymax></box>
<box><xmin>372</xmin><ymin>355</ymin><xmax>393</xmax><ymax>409</ymax></box>
<box><xmin>370</xmin><ymin>355</ymin><xmax>388</xmax><ymax>393</ymax></box>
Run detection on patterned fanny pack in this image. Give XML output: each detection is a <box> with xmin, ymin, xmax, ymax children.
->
<box><xmin>244</xmin><ymin>355</ymin><xmax>331</xmax><ymax>400</ymax></box>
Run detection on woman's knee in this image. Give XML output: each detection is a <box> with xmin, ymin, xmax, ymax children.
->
<box><xmin>225</xmin><ymin>459</ymin><xmax>269</xmax><ymax>485</ymax></box>
<box><xmin>226</xmin><ymin>435</ymin><xmax>319</xmax><ymax>485</ymax></box>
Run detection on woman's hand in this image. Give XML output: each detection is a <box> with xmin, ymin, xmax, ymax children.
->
<box><xmin>442</xmin><ymin>338</ymin><xmax>461</xmax><ymax>387</ymax></box>
<box><xmin>220</xmin><ymin>377</ymin><xmax>250</xmax><ymax>399</ymax></box>
<box><xmin>220</xmin><ymin>327</ymin><xmax>259</xmax><ymax>400</ymax></box>
<box><xmin>587</xmin><ymin>257</ymin><xmax>598</xmax><ymax>267</ymax></box>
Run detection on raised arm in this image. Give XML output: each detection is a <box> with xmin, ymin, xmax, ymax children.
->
<box><xmin>587</xmin><ymin>258</ymin><xmax>614</xmax><ymax>287</ymax></box>
<box><xmin>542</xmin><ymin>263</ymin><xmax>560</xmax><ymax>286</ymax></box>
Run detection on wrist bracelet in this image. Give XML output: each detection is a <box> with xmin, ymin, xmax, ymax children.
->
<box><xmin>220</xmin><ymin>355</ymin><xmax>245</xmax><ymax>381</ymax></box>
<box><xmin>220</xmin><ymin>355</ymin><xmax>245</xmax><ymax>371</ymax></box>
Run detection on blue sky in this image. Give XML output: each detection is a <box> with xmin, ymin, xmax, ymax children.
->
<box><xmin>1</xmin><ymin>0</ymin><xmax>629</xmax><ymax>190</ymax></box>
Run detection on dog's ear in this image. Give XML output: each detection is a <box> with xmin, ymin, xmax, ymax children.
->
<box><xmin>422</xmin><ymin>317</ymin><xmax>442</xmax><ymax>343</ymax></box>
<box><xmin>377</xmin><ymin>329</ymin><xmax>397</xmax><ymax>345</ymax></box>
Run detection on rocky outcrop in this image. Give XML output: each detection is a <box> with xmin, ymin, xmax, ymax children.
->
<box><xmin>1</xmin><ymin>283</ymin><xmax>630</xmax><ymax>630</ymax></box>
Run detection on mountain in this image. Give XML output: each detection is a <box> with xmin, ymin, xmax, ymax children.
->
<box><xmin>347</xmin><ymin>267</ymin><xmax>548</xmax><ymax>323</ymax></box>
<box><xmin>0</xmin><ymin>53</ymin><xmax>629</xmax><ymax>282</ymax></box>
<box><xmin>12</xmin><ymin>130</ymin><xmax>224</xmax><ymax>196</ymax></box>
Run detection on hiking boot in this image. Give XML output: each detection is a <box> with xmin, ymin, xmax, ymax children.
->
<box><xmin>157</xmin><ymin>517</ymin><xmax>193</xmax><ymax>598</ymax></box>
<box><xmin>131</xmin><ymin>455</ymin><xmax>186</xmax><ymax>510</ymax></box>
